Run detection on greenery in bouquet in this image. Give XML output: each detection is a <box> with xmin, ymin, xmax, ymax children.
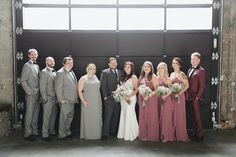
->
<box><xmin>138</xmin><ymin>84</ymin><xmax>152</xmax><ymax>97</ymax></box>
<box><xmin>171</xmin><ymin>83</ymin><xmax>182</xmax><ymax>94</ymax></box>
<box><xmin>156</xmin><ymin>86</ymin><xmax>170</xmax><ymax>96</ymax></box>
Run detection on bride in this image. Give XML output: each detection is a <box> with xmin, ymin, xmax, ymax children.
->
<box><xmin>117</xmin><ymin>61</ymin><xmax>139</xmax><ymax>141</ymax></box>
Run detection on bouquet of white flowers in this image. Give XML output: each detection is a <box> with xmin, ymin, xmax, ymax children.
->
<box><xmin>112</xmin><ymin>85</ymin><xmax>127</xmax><ymax>102</ymax></box>
<box><xmin>156</xmin><ymin>86</ymin><xmax>170</xmax><ymax>105</ymax></box>
<box><xmin>171</xmin><ymin>83</ymin><xmax>182</xmax><ymax>94</ymax></box>
<box><xmin>171</xmin><ymin>83</ymin><xmax>183</xmax><ymax>104</ymax></box>
<box><xmin>156</xmin><ymin>86</ymin><xmax>170</xmax><ymax>97</ymax></box>
<box><xmin>138</xmin><ymin>84</ymin><xmax>152</xmax><ymax>106</ymax></box>
<box><xmin>138</xmin><ymin>84</ymin><xmax>152</xmax><ymax>97</ymax></box>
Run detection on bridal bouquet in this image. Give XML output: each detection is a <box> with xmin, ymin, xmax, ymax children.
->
<box><xmin>171</xmin><ymin>83</ymin><xmax>183</xmax><ymax>104</ymax></box>
<box><xmin>138</xmin><ymin>84</ymin><xmax>152</xmax><ymax>106</ymax></box>
<box><xmin>112</xmin><ymin>85</ymin><xmax>127</xmax><ymax>102</ymax></box>
<box><xmin>112</xmin><ymin>85</ymin><xmax>131</xmax><ymax>104</ymax></box>
<box><xmin>156</xmin><ymin>86</ymin><xmax>170</xmax><ymax>97</ymax></box>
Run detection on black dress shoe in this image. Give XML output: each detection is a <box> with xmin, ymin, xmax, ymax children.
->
<box><xmin>58</xmin><ymin>137</ymin><xmax>67</xmax><ymax>140</ymax></box>
<box><xmin>24</xmin><ymin>135</ymin><xmax>36</xmax><ymax>141</ymax></box>
<box><xmin>101</xmin><ymin>136</ymin><xmax>108</xmax><ymax>141</ymax></box>
<box><xmin>66</xmin><ymin>135</ymin><xmax>73</xmax><ymax>140</ymax></box>
<box><xmin>42</xmin><ymin>137</ymin><xmax>53</xmax><ymax>142</ymax></box>
<box><xmin>191</xmin><ymin>136</ymin><xmax>204</xmax><ymax>142</ymax></box>
<box><xmin>32</xmin><ymin>134</ymin><xmax>40</xmax><ymax>137</ymax></box>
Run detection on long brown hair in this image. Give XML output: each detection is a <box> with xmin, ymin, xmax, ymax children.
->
<box><xmin>121</xmin><ymin>61</ymin><xmax>134</xmax><ymax>82</ymax></box>
<box><xmin>139</xmin><ymin>61</ymin><xmax>154</xmax><ymax>81</ymax></box>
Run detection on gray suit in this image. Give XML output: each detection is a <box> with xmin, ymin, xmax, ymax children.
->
<box><xmin>39</xmin><ymin>67</ymin><xmax>57</xmax><ymax>138</ymax></box>
<box><xmin>20</xmin><ymin>60</ymin><xmax>40</xmax><ymax>137</ymax></box>
<box><xmin>100</xmin><ymin>68</ymin><xmax>122</xmax><ymax>136</ymax></box>
<box><xmin>55</xmin><ymin>67</ymin><xmax>78</xmax><ymax>138</ymax></box>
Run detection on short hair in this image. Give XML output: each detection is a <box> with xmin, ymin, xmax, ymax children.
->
<box><xmin>28</xmin><ymin>49</ymin><xmax>38</xmax><ymax>55</ymax></box>
<box><xmin>191</xmin><ymin>52</ymin><xmax>201</xmax><ymax>60</ymax></box>
<box><xmin>107</xmin><ymin>57</ymin><xmax>117</xmax><ymax>64</ymax></box>
<box><xmin>86</xmin><ymin>63</ymin><xmax>96</xmax><ymax>73</ymax></box>
<box><xmin>63</xmin><ymin>56</ymin><xmax>73</xmax><ymax>64</ymax></box>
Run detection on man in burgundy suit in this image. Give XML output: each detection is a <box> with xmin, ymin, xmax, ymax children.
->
<box><xmin>187</xmin><ymin>52</ymin><xmax>206</xmax><ymax>141</ymax></box>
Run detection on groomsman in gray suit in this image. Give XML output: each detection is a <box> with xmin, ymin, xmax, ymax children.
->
<box><xmin>21</xmin><ymin>49</ymin><xmax>40</xmax><ymax>141</ymax></box>
<box><xmin>100</xmin><ymin>57</ymin><xmax>122</xmax><ymax>140</ymax></box>
<box><xmin>55</xmin><ymin>56</ymin><xmax>78</xmax><ymax>140</ymax></box>
<box><xmin>40</xmin><ymin>57</ymin><xmax>57</xmax><ymax>141</ymax></box>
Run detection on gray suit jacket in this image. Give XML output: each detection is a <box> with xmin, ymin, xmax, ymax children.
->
<box><xmin>39</xmin><ymin>67</ymin><xmax>56</xmax><ymax>103</ymax></box>
<box><xmin>100</xmin><ymin>68</ymin><xmax>122</xmax><ymax>100</ymax></box>
<box><xmin>21</xmin><ymin>60</ymin><xmax>40</xmax><ymax>95</ymax></box>
<box><xmin>55</xmin><ymin>67</ymin><xmax>78</xmax><ymax>104</ymax></box>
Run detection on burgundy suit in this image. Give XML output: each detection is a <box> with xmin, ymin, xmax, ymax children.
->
<box><xmin>187</xmin><ymin>65</ymin><xmax>206</xmax><ymax>138</ymax></box>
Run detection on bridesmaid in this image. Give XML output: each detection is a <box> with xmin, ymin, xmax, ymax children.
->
<box><xmin>138</xmin><ymin>61</ymin><xmax>159</xmax><ymax>141</ymax></box>
<box><xmin>156</xmin><ymin>62</ymin><xmax>173</xmax><ymax>142</ymax></box>
<box><xmin>170</xmin><ymin>57</ymin><xmax>189</xmax><ymax>142</ymax></box>
<box><xmin>78</xmin><ymin>63</ymin><xmax>102</xmax><ymax>140</ymax></box>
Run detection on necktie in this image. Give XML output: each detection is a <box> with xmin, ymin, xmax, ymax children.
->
<box><xmin>70</xmin><ymin>71</ymin><xmax>76</xmax><ymax>82</ymax></box>
<box><xmin>114</xmin><ymin>69</ymin><xmax>118</xmax><ymax>78</ymax></box>
<box><xmin>188</xmin><ymin>67</ymin><xmax>195</xmax><ymax>78</ymax></box>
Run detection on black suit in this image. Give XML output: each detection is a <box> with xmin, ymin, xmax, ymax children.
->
<box><xmin>100</xmin><ymin>68</ymin><xmax>122</xmax><ymax>137</ymax></box>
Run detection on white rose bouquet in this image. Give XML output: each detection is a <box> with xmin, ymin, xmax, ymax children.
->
<box><xmin>171</xmin><ymin>83</ymin><xmax>183</xmax><ymax>104</ymax></box>
<box><xmin>138</xmin><ymin>84</ymin><xmax>152</xmax><ymax>106</ymax></box>
<box><xmin>156</xmin><ymin>86</ymin><xmax>170</xmax><ymax>97</ymax></box>
<box><xmin>156</xmin><ymin>86</ymin><xmax>170</xmax><ymax>105</ymax></box>
<box><xmin>112</xmin><ymin>85</ymin><xmax>131</xmax><ymax>104</ymax></box>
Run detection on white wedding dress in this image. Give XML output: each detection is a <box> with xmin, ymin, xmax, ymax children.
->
<box><xmin>117</xmin><ymin>78</ymin><xmax>139</xmax><ymax>141</ymax></box>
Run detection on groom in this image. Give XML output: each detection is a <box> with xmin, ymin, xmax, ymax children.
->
<box><xmin>187</xmin><ymin>52</ymin><xmax>206</xmax><ymax>142</ymax></box>
<box><xmin>100</xmin><ymin>57</ymin><xmax>122</xmax><ymax>140</ymax></box>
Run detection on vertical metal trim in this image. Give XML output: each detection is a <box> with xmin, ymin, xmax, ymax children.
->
<box><xmin>69</xmin><ymin>0</ymin><xmax>71</xmax><ymax>31</ymax></box>
<box><xmin>12</xmin><ymin>0</ymin><xmax>18</xmax><ymax>125</ymax></box>
<box><xmin>218</xmin><ymin>0</ymin><xmax>224</xmax><ymax>125</ymax></box>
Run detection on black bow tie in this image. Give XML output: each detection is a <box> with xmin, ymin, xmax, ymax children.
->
<box><xmin>33</xmin><ymin>62</ymin><xmax>37</xmax><ymax>64</ymax></box>
<box><xmin>52</xmin><ymin>70</ymin><xmax>56</xmax><ymax>72</ymax></box>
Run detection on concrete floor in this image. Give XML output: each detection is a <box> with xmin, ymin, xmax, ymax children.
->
<box><xmin>0</xmin><ymin>129</ymin><xmax>236</xmax><ymax>157</ymax></box>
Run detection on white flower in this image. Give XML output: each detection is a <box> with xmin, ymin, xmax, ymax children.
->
<box><xmin>171</xmin><ymin>83</ymin><xmax>182</xmax><ymax>94</ymax></box>
<box><xmin>138</xmin><ymin>84</ymin><xmax>152</xmax><ymax>97</ymax></box>
<box><xmin>112</xmin><ymin>85</ymin><xmax>129</xmax><ymax>102</ymax></box>
<box><xmin>156</xmin><ymin>86</ymin><xmax>170</xmax><ymax>96</ymax></box>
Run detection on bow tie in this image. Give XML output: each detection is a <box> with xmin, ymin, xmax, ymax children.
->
<box><xmin>33</xmin><ymin>62</ymin><xmax>37</xmax><ymax>64</ymax></box>
<box><xmin>52</xmin><ymin>70</ymin><xmax>56</xmax><ymax>72</ymax></box>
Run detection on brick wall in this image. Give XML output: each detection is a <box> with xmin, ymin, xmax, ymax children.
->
<box><xmin>0</xmin><ymin>0</ymin><xmax>14</xmax><ymax>106</ymax></box>
<box><xmin>221</xmin><ymin>0</ymin><xmax>236</xmax><ymax>127</ymax></box>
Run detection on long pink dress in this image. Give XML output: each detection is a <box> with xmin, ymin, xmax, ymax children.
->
<box><xmin>170</xmin><ymin>73</ymin><xmax>189</xmax><ymax>142</ymax></box>
<box><xmin>138</xmin><ymin>77</ymin><xmax>159</xmax><ymax>141</ymax></box>
<box><xmin>158</xmin><ymin>77</ymin><xmax>174</xmax><ymax>142</ymax></box>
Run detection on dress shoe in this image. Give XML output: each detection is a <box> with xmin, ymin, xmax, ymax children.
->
<box><xmin>101</xmin><ymin>136</ymin><xmax>108</xmax><ymax>141</ymax></box>
<box><xmin>49</xmin><ymin>133</ymin><xmax>57</xmax><ymax>137</ymax></box>
<box><xmin>42</xmin><ymin>137</ymin><xmax>53</xmax><ymax>142</ymax></box>
<box><xmin>58</xmin><ymin>137</ymin><xmax>67</xmax><ymax>140</ymax></box>
<box><xmin>24</xmin><ymin>135</ymin><xmax>36</xmax><ymax>141</ymax></box>
<box><xmin>66</xmin><ymin>135</ymin><xmax>73</xmax><ymax>140</ymax></box>
<box><xmin>191</xmin><ymin>136</ymin><xmax>204</xmax><ymax>142</ymax></box>
<box><xmin>32</xmin><ymin>134</ymin><xmax>40</xmax><ymax>137</ymax></box>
